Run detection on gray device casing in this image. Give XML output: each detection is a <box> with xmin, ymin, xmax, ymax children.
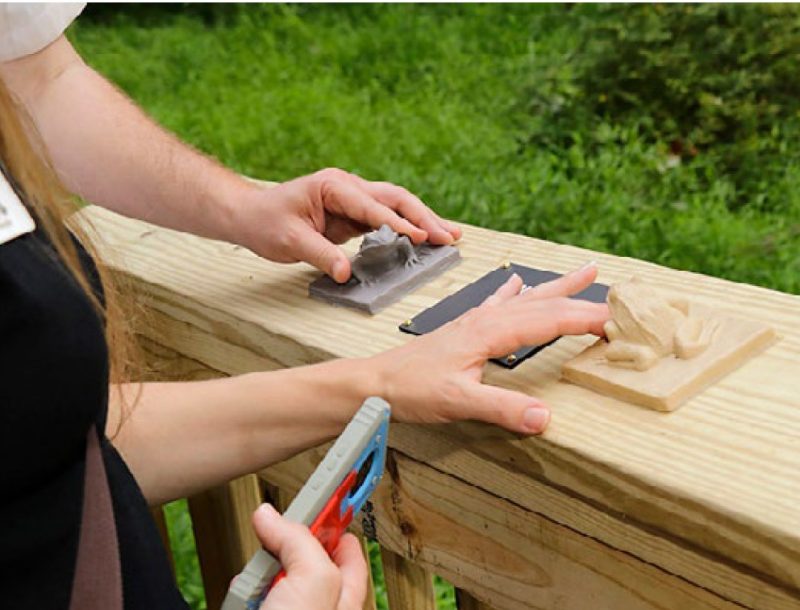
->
<box><xmin>221</xmin><ymin>397</ymin><xmax>391</xmax><ymax>610</ymax></box>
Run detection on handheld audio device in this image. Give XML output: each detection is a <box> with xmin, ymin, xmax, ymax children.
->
<box><xmin>222</xmin><ymin>397</ymin><xmax>390</xmax><ymax>610</ymax></box>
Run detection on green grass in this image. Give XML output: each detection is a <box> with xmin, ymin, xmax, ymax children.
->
<box><xmin>67</xmin><ymin>4</ymin><xmax>800</xmax><ymax>609</ymax></box>
<box><xmin>163</xmin><ymin>500</ymin><xmax>207</xmax><ymax>610</ymax></box>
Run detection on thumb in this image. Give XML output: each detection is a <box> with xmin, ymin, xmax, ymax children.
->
<box><xmin>462</xmin><ymin>383</ymin><xmax>551</xmax><ymax>434</ymax></box>
<box><xmin>251</xmin><ymin>504</ymin><xmax>330</xmax><ymax>574</ymax></box>
<box><xmin>332</xmin><ymin>534</ymin><xmax>368</xmax><ymax>610</ymax></box>
<box><xmin>296</xmin><ymin>227</ymin><xmax>352</xmax><ymax>283</ymax></box>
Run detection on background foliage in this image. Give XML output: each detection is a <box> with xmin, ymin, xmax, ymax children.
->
<box><xmin>69</xmin><ymin>4</ymin><xmax>800</xmax><ymax>609</ymax></box>
<box><xmin>528</xmin><ymin>4</ymin><xmax>800</xmax><ymax>212</ymax></box>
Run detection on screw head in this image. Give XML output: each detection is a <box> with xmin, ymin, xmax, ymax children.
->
<box><xmin>506</xmin><ymin>354</ymin><xmax>517</xmax><ymax>364</ymax></box>
<box><xmin>502</xmin><ymin>261</ymin><xmax>511</xmax><ymax>269</ymax></box>
<box><xmin>403</xmin><ymin>319</ymin><xmax>413</xmax><ymax>327</ymax></box>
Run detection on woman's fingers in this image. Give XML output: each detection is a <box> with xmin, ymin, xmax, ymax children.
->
<box><xmin>522</xmin><ymin>262</ymin><xmax>598</xmax><ymax>300</ymax></box>
<box><xmin>481</xmin><ymin>273</ymin><xmax>524</xmax><ymax>307</ymax></box>
<box><xmin>551</xmin><ymin>303</ymin><xmax>610</xmax><ymax>338</ymax></box>
<box><xmin>481</xmin><ymin>298</ymin><xmax>610</xmax><ymax>359</ymax></box>
<box><xmin>460</xmin><ymin>383</ymin><xmax>550</xmax><ymax>435</ymax></box>
<box><xmin>482</xmin><ymin>263</ymin><xmax>599</xmax><ymax>310</ymax></box>
<box><xmin>332</xmin><ymin>534</ymin><xmax>369</xmax><ymax>610</ymax></box>
<box><xmin>251</xmin><ymin>504</ymin><xmax>331</xmax><ymax>575</ymax></box>
<box><xmin>320</xmin><ymin>178</ymin><xmax>428</xmax><ymax>244</ymax></box>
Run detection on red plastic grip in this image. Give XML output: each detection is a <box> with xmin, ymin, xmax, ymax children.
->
<box><xmin>270</xmin><ymin>469</ymin><xmax>357</xmax><ymax>589</ymax></box>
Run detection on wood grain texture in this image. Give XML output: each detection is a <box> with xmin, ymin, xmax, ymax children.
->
<box><xmin>261</xmin><ymin>446</ymin><xmax>740</xmax><ymax>610</ymax></box>
<box><xmin>189</xmin><ymin>475</ymin><xmax>258</xmax><ymax>608</ymax></box>
<box><xmin>187</xmin><ymin>475</ymin><xmax>263</xmax><ymax>608</ymax></box>
<box><xmin>360</xmin><ymin>536</ymin><xmax>379</xmax><ymax>610</ymax></box>
<box><xmin>456</xmin><ymin>588</ymin><xmax>497</xmax><ymax>610</ymax></box>
<box><xmin>563</xmin><ymin>305</ymin><xmax>776</xmax><ymax>411</ymax></box>
<box><xmin>380</xmin><ymin>548</ymin><xmax>437</xmax><ymax>610</ymax></box>
<box><xmin>79</xmin><ymin>205</ymin><xmax>800</xmax><ymax>608</ymax></box>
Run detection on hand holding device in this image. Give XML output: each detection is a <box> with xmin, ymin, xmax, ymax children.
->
<box><xmin>222</xmin><ymin>397</ymin><xmax>390</xmax><ymax>610</ymax></box>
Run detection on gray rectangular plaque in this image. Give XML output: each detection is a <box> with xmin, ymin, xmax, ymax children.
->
<box><xmin>309</xmin><ymin>226</ymin><xmax>461</xmax><ymax>314</ymax></box>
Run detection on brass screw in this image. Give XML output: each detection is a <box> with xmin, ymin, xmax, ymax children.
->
<box><xmin>403</xmin><ymin>319</ymin><xmax>413</xmax><ymax>327</ymax></box>
<box><xmin>506</xmin><ymin>354</ymin><xmax>517</xmax><ymax>364</ymax></box>
<box><xmin>502</xmin><ymin>261</ymin><xmax>511</xmax><ymax>269</ymax></box>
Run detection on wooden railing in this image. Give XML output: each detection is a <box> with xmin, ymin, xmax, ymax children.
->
<box><xmin>81</xmin><ymin>203</ymin><xmax>800</xmax><ymax>610</ymax></box>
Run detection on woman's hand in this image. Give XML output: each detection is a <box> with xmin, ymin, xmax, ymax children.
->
<box><xmin>235</xmin><ymin>169</ymin><xmax>461</xmax><ymax>283</ymax></box>
<box><xmin>368</xmin><ymin>263</ymin><xmax>610</xmax><ymax>434</ymax></box>
<box><xmin>254</xmin><ymin>504</ymin><xmax>368</xmax><ymax>610</ymax></box>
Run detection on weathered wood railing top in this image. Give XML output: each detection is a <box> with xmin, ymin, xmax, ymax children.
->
<box><xmin>80</xmin><ymin>204</ymin><xmax>800</xmax><ymax>610</ymax></box>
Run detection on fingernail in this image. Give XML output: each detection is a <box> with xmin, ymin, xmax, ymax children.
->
<box><xmin>258</xmin><ymin>503</ymin><xmax>278</xmax><ymax>518</ymax></box>
<box><xmin>505</xmin><ymin>273</ymin><xmax>522</xmax><ymax>292</ymax></box>
<box><xmin>406</xmin><ymin>229</ymin><xmax>425</xmax><ymax>244</ymax></box>
<box><xmin>438</xmin><ymin>229</ymin><xmax>454</xmax><ymax>244</ymax></box>
<box><xmin>332</xmin><ymin>260</ymin><xmax>348</xmax><ymax>282</ymax></box>
<box><xmin>580</xmin><ymin>260</ymin><xmax>597</xmax><ymax>272</ymax></box>
<box><xmin>523</xmin><ymin>407</ymin><xmax>550</xmax><ymax>432</ymax></box>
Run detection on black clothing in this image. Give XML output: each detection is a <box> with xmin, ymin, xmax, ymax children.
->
<box><xmin>0</xmin><ymin>192</ymin><xmax>188</xmax><ymax>608</ymax></box>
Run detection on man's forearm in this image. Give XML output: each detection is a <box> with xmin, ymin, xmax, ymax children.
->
<box><xmin>1</xmin><ymin>36</ymin><xmax>253</xmax><ymax>242</ymax></box>
<box><xmin>109</xmin><ymin>358</ymin><xmax>383</xmax><ymax>506</ymax></box>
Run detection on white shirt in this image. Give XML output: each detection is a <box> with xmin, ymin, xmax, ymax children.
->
<box><xmin>0</xmin><ymin>2</ymin><xmax>85</xmax><ymax>62</ymax></box>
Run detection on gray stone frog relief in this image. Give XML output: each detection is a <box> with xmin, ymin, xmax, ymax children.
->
<box><xmin>351</xmin><ymin>225</ymin><xmax>421</xmax><ymax>286</ymax></box>
<box><xmin>309</xmin><ymin>224</ymin><xmax>461</xmax><ymax>314</ymax></box>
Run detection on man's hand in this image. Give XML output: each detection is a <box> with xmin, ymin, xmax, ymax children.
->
<box><xmin>2</xmin><ymin>38</ymin><xmax>460</xmax><ymax>281</ymax></box>
<box><xmin>235</xmin><ymin>168</ymin><xmax>462</xmax><ymax>283</ymax></box>
<box><xmin>367</xmin><ymin>263</ymin><xmax>609</xmax><ymax>434</ymax></box>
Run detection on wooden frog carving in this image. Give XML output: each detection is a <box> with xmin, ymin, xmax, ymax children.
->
<box><xmin>350</xmin><ymin>225</ymin><xmax>420</xmax><ymax>286</ymax></box>
<box><xmin>604</xmin><ymin>277</ymin><xmax>718</xmax><ymax>371</ymax></box>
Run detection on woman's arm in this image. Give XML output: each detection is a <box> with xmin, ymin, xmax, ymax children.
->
<box><xmin>111</xmin><ymin>264</ymin><xmax>608</xmax><ymax>506</ymax></box>
<box><xmin>109</xmin><ymin>358</ymin><xmax>378</xmax><ymax>506</ymax></box>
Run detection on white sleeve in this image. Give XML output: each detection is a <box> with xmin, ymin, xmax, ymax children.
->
<box><xmin>0</xmin><ymin>3</ymin><xmax>86</xmax><ymax>62</ymax></box>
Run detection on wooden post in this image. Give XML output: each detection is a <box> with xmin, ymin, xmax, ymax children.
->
<box><xmin>359</xmin><ymin>536</ymin><xmax>379</xmax><ymax>610</ymax></box>
<box><xmin>456</xmin><ymin>589</ymin><xmax>496</xmax><ymax>610</ymax></box>
<box><xmin>189</xmin><ymin>475</ymin><xmax>263</xmax><ymax>609</ymax></box>
<box><xmin>380</xmin><ymin>548</ymin><xmax>436</xmax><ymax>610</ymax></box>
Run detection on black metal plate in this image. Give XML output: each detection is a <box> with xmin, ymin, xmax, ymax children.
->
<box><xmin>398</xmin><ymin>263</ymin><xmax>608</xmax><ymax>368</ymax></box>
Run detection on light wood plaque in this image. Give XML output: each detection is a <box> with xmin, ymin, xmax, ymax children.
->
<box><xmin>563</xmin><ymin>304</ymin><xmax>777</xmax><ymax>411</ymax></box>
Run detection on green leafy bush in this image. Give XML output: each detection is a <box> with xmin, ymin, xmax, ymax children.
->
<box><xmin>528</xmin><ymin>4</ymin><xmax>800</xmax><ymax>210</ymax></box>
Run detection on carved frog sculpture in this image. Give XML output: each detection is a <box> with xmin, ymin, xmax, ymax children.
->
<box><xmin>604</xmin><ymin>277</ymin><xmax>717</xmax><ymax>371</ymax></box>
<box><xmin>350</xmin><ymin>224</ymin><xmax>420</xmax><ymax>286</ymax></box>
